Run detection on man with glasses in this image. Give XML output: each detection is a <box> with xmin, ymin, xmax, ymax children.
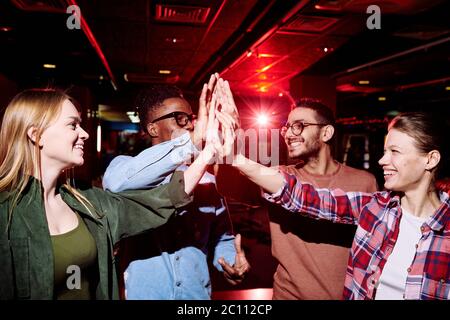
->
<box><xmin>103</xmin><ymin>79</ymin><xmax>249</xmax><ymax>299</ymax></box>
<box><xmin>220</xmin><ymin>97</ymin><xmax>377</xmax><ymax>299</ymax></box>
<box><xmin>267</xmin><ymin>98</ymin><xmax>378</xmax><ymax>299</ymax></box>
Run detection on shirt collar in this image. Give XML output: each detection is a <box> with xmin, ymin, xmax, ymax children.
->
<box><xmin>379</xmin><ymin>190</ymin><xmax>449</xmax><ymax>232</ymax></box>
<box><xmin>428</xmin><ymin>191</ymin><xmax>450</xmax><ymax>232</ymax></box>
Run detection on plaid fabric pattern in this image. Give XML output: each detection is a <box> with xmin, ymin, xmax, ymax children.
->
<box><xmin>264</xmin><ymin>171</ymin><xmax>450</xmax><ymax>300</ymax></box>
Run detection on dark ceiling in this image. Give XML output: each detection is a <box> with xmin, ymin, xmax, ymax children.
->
<box><xmin>0</xmin><ymin>0</ymin><xmax>448</xmax><ymax>121</ymax></box>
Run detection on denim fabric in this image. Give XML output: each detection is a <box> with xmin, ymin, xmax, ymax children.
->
<box><xmin>103</xmin><ymin>134</ymin><xmax>236</xmax><ymax>300</ymax></box>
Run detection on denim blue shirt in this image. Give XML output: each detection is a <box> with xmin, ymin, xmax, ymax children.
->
<box><xmin>103</xmin><ymin>133</ymin><xmax>236</xmax><ymax>299</ymax></box>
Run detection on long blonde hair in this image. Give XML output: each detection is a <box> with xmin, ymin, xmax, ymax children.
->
<box><xmin>0</xmin><ymin>89</ymin><xmax>96</xmax><ymax>228</ymax></box>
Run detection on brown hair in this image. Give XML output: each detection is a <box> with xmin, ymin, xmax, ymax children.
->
<box><xmin>293</xmin><ymin>98</ymin><xmax>335</xmax><ymax>126</ymax></box>
<box><xmin>389</xmin><ymin>112</ymin><xmax>448</xmax><ymax>183</ymax></box>
<box><xmin>293</xmin><ymin>98</ymin><xmax>336</xmax><ymax>147</ymax></box>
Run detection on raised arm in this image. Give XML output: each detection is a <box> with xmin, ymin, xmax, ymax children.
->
<box><xmin>103</xmin><ymin>74</ymin><xmax>219</xmax><ymax>193</ymax></box>
<box><xmin>231</xmin><ymin>153</ymin><xmax>284</xmax><ymax>194</ymax></box>
<box><xmin>76</xmin><ymin>171</ymin><xmax>192</xmax><ymax>244</ymax></box>
<box><xmin>267</xmin><ymin>170</ymin><xmax>375</xmax><ymax>224</ymax></box>
<box><xmin>213</xmin><ymin>83</ymin><xmax>372</xmax><ymax>225</ymax></box>
<box><xmin>214</xmin><ymin>105</ymin><xmax>285</xmax><ymax>194</ymax></box>
<box><xmin>102</xmin><ymin>132</ymin><xmax>198</xmax><ymax>192</ymax></box>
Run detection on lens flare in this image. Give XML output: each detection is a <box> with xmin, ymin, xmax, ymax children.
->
<box><xmin>257</xmin><ymin>114</ymin><xmax>268</xmax><ymax>126</ymax></box>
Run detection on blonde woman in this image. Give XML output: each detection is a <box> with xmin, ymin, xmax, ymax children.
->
<box><xmin>0</xmin><ymin>89</ymin><xmax>224</xmax><ymax>300</ymax></box>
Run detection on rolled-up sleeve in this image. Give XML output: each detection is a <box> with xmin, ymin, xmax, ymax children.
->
<box><xmin>103</xmin><ymin>132</ymin><xmax>199</xmax><ymax>192</ymax></box>
<box><xmin>166</xmin><ymin>171</ymin><xmax>193</xmax><ymax>209</ymax></box>
<box><xmin>263</xmin><ymin>171</ymin><xmax>370</xmax><ymax>225</ymax></box>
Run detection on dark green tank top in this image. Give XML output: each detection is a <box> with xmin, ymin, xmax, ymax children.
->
<box><xmin>51</xmin><ymin>214</ymin><xmax>98</xmax><ymax>300</ymax></box>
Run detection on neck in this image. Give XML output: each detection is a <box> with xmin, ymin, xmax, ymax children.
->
<box><xmin>36</xmin><ymin>162</ymin><xmax>63</xmax><ymax>202</ymax></box>
<box><xmin>401</xmin><ymin>178</ymin><xmax>441</xmax><ymax>219</ymax></box>
<box><xmin>302</xmin><ymin>146</ymin><xmax>338</xmax><ymax>175</ymax></box>
<box><xmin>151</xmin><ymin>137</ymin><xmax>164</xmax><ymax>146</ymax></box>
<box><xmin>151</xmin><ymin>139</ymin><xmax>161</xmax><ymax>146</ymax></box>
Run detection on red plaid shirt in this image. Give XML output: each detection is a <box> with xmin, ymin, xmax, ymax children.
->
<box><xmin>264</xmin><ymin>171</ymin><xmax>450</xmax><ymax>300</ymax></box>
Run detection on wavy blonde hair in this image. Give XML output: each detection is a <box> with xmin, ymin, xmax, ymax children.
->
<box><xmin>0</xmin><ymin>89</ymin><xmax>96</xmax><ymax>229</ymax></box>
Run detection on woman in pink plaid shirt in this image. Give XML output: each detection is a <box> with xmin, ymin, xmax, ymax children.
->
<box><xmin>227</xmin><ymin>112</ymin><xmax>448</xmax><ymax>300</ymax></box>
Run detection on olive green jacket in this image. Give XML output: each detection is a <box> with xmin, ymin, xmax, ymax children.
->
<box><xmin>0</xmin><ymin>171</ymin><xmax>192</xmax><ymax>300</ymax></box>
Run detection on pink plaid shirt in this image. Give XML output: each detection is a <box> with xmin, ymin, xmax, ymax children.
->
<box><xmin>264</xmin><ymin>171</ymin><xmax>450</xmax><ymax>300</ymax></box>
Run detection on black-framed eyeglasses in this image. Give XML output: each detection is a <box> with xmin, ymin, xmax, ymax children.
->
<box><xmin>280</xmin><ymin>121</ymin><xmax>327</xmax><ymax>136</ymax></box>
<box><xmin>151</xmin><ymin>111</ymin><xmax>197</xmax><ymax>127</ymax></box>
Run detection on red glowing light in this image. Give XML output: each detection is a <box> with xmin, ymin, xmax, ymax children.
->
<box><xmin>257</xmin><ymin>114</ymin><xmax>269</xmax><ymax>125</ymax></box>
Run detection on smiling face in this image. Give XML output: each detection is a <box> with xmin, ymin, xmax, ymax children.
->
<box><xmin>147</xmin><ymin>97</ymin><xmax>194</xmax><ymax>144</ymax></box>
<box><xmin>378</xmin><ymin>128</ymin><xmax>430</xmax><ymax>192</ymax></box>
<box><xmin>283</xmin><ymin>108</ymin><xmax>324</xmax><ymax>160</ymax></box>
<box><xmin>39</xmin><ymin>99</ymin><xmax>89</xmax><ymax>171</ymax></box>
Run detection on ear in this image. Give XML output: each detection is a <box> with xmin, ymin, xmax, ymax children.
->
<box><xmin>146</xmin><ymin>122</ymin><xmax>159</xmax><ymax>138</ymax></box>
<box><xmin>27</xmin><ymin>127</ymin><xmax>43</xmax><ymax>146</ymax></box>
<box><xmin>321</xmin><ymin>125</ymin><xmax>334</xmax><ymax>143</ymax></box>
<box><xmin>425</xmin><ymin>150</ymin><xmax>440</xmax><ymax>171</ymax></box>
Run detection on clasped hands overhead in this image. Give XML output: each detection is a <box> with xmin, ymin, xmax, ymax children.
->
<box><xmin>193</xmin><ymin>73</ymin><xmax>242</xmax><ymax>166</ymax></box>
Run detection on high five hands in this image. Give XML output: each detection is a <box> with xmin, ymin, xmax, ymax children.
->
<box><xmin>197</xmin><ymin>75</ymin><xmax>250</xmax><ymax>284</ymax></box>
<box><xmin>190</xmin><ymin>73</ymin><xmax>218</xmax><ymax>149</ymax></box>
<box><xmin>198</xmin><ymin>73</ymin><xmax>241</xmax><ymax>164</ymax></box>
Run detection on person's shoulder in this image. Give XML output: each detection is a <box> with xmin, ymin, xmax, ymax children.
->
<box><xmin>67</xmin><ymin>181</ymin><xmax>106</xmax><ymax>201</ymax></box>
<box><xmin>0</xmin><ymin>194</ymin><xmax>9</xmax><ymax>210</ymax></box>
<box><xmin>339</xmin><ymin>163</ymin><xmax>378</xmax><ymax>191</ymax></box>
<box><xmin>70</xmin><ymin>179</ymin><xmax>94</xmax><ymax>191</ymax></box>
<box><xmin>0</xmin><ymin>178</ymin><xmax>37</xmax><ymax>204</ymax></box>
<box><xmin>340</xmin><ymin>164</ymin><xmax>375</xmax><ymax>179</ymax></box>
<box><xmin>0</xmin><ymin>190</ymin><xmax>10</xmax><ymax>204</ymax></box>
<box><xmin>277</xmin><ymin>161</ymin><xmax>306</xmax><ymax>175</ymax></box>
<box><xmin>108</xmin><ymin>154</ymin><xmax>134</xmax><ymax>166</ymax></box>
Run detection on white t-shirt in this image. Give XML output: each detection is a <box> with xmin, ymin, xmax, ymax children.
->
<box><xmin>375</xmin><ymin>207</ymin><xmax>426</xmax><ymax>300</ymax></box>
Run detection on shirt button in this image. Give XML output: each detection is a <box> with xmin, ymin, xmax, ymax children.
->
<box><xmin>176</xmin><ymin>281</ymin><xmax>181</xmax><ymax>287</ymax></box>
<box><xmin>175</xmin><ymin>256</ymin><xmax>180</xmax><ymax>261</ymax></box>
<box><xmin>415</xmin><ymin>244</ymin><xmax>419</xmax><ymax>249</ymax></box>
<box><xmin>420</xmin><ymin>226</ymin><xmax>425</xmax><ymax>232</ymax></box>
<box><xmin>407</xmin><ymin>267</ymin><xmax>411</xmax><ymax>273</ymax></box>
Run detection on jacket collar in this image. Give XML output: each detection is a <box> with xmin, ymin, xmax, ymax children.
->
<box><xmin>0</xmin><ymin>191</ymin><xmax>10</xmax><ymax>203</ymax></box>
<box><xmin>59</xmin><ymin>185</ymin><xmax>103</xmax><ymax>225</ymax></box>
<box><xmin>3</xmin><ymin>176</ymin><xmax>102</xmax><ymax>225</ymax></box>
